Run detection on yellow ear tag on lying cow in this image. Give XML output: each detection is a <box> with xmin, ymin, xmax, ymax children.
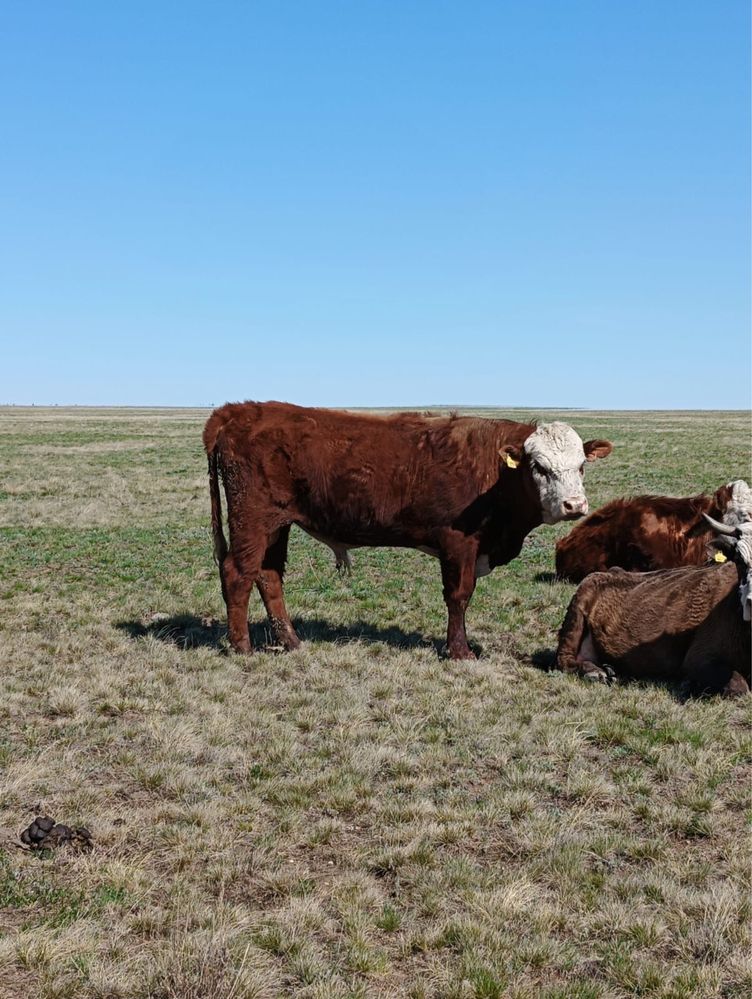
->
<box><xmin>500</xmin><ymin>450</ymin><xmax>520</xmax><ymax>469</ymax></box>
<box><xmin>713</xmin><ymin>551</ymin><xmax>727</xmax><ymax>563</ymax></box>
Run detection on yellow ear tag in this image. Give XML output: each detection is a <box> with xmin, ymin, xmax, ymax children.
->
<box><xmin>713</xmin><ymin>551</ymin><xmax>727</xmax><ymax>563</ymax></box>
<box><xmin>501</xmin><ymin>452</ymin><xmax>520</xmax><ymax>469</ymax></box>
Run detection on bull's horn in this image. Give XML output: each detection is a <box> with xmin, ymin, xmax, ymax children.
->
<box><xmin>702</xmin><ymin>512</ymin><xmax>737</xmax><ymax>535</ymax></box>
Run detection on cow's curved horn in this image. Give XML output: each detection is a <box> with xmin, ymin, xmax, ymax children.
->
<box><xmin>702</xmin><ymin>512</ymin><xmax>737</xmax><ymax>535</ymax></box>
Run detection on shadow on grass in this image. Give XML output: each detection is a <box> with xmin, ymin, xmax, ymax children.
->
<box><xmin>534</xmin><ymin>571</ymin><xmax>564</xmax><ymax>584</ymax></box>
<box><xmin>115</xmin><ymin>613</ymin><xmax>447</xmax><ymax>655</ymax></box>
<box><xmin>116</xmin><ymin>614</ymin><xmax>228</xmax><ymax>651</ymax></box>
<box><xmin>529</xmin><ymin>647</ymin><xmax>558</xmax><ymax>671</ymax></box>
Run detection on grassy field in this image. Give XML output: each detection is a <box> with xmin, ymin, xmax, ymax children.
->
<box><xmin>0</xmin><ymin>405</ymin><xmax>750</xmax><ymax>999</ymax></box>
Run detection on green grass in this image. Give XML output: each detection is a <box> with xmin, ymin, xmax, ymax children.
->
<box><xmin>0</xmin><ymin>405</ymin><xmax>749</xmax><ymax>998</ymax></box>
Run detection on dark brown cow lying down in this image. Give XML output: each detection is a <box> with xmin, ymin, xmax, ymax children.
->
<box><xmin>556</xmin><ymin>518</ymin><xmax>752</xmax><ymax>696</ymax></box>
<box><xmin>203</xmin><ymin>401</ymin><xmax>612</xmax><ymax>659</ymax></box>
<box><xmin>555</xmin><ymin>480</ymin><xmax>752</xmax><ymax>582</ymax></box>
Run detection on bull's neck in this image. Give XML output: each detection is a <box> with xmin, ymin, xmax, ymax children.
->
<box><xmin>496</xmin><ymin>469</ymin><xmax>541</xmax><ymax>534</ymax></box>
<box><xmin>476</xmin><ymin>479</ymin><xmax>542</xmax><ymax>567</ymax></box>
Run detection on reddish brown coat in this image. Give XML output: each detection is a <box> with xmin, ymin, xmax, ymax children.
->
<box><xmin>555</xmin><ymin>486</ymin><xmax>737</xmax><ymax>583</ymax></box>
<box><xmin>556</xmin><ymin>560</ymin><xmax>751</xmax><ymax>695</ymax></box>
<box><xmin>203</xmin><ymin>401</ymin><xmax>610</xmax><ymax>658</ymax></box>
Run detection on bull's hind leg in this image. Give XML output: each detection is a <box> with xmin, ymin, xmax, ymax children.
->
<box><xmin>257</xmin><ymin>526</ymin><xmax>301</xmax><ymax>651</ymax></box>
<box><xmin>222</xmin><ymin>527</ymin><xmax>275</xmax><ymax>653</ymax></box>
<box><xmin>222</xmin><ymin>550</ymin><xmax>257</xmax><ymax>653</ymax></box>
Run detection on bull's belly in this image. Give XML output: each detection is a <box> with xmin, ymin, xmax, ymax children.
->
<box><xmin>297</xmin><ymin>527</ymin><xmax>492</xmax><ymax>578</ymax></box>
<box><xmin>298</xmin><ymin>525</ymin><xmax>417</xmax><ymax>554</ymax></box>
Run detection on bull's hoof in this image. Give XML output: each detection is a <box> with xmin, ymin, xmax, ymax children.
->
<box><xmin>282</xmin><ymin>634</ymin><xmax>302</xmax><ymax>652</ymax></box>
<box><xmin>230</xmin><ymin>642</ymin><xmax>253</xmax><ymax>655</ymax></box>
<box><xmin>448</xmin><ymin>647</ymin><xmax>477</xmax><ymax>661</ymax></box>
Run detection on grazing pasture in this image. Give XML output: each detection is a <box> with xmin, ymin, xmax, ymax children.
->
<box><xmin>0</xmin><ymin>406</ymin><xmax>749</xmax><ymax>999</ymax></box>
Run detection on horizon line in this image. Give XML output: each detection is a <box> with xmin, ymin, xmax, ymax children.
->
<box><xmin>0</xmin><ymin>403</ymin><xmax>750</xmax><ymax>414</ymax></box>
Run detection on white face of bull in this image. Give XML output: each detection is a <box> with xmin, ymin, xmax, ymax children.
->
<box><xmin>523</xmin><ymin>422</ymin><xmax>606</xmax><ymax>525</ymax></box>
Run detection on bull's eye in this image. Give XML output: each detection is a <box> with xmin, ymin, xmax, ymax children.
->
<box><xmin>533</xmin><ymin>461</ymin><xmax>547</xmax><ymax>476</ymax></box>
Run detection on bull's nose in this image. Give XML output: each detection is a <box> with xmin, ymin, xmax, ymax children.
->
<box><xmin>563</xmin><ymin>499</ymin><xmax>588</xmax><ymax>517</ymax></box>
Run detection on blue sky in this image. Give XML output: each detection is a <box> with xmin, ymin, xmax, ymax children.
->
<box><xmin>1</xmin><ymin>1</ymin><xmax>749</xmax><ymax>408</ymax></box>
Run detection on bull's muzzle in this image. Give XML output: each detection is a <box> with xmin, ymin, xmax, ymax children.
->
<box><xmin>562</xmin><ymin>498</ymin><xmax>589</xmax><ymax>519</ymax></box>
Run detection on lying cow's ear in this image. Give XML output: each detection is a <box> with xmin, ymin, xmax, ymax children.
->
<box><xmin>499</xmin><ymin>444</ymin><xmax>522</xmax><ymax>470</ymax></box>
<box><xmin>709</xmin><ymin>536</ymin><xmax>737</xmax><ymax>560</ymax></box>
<box><xmin>583</xmin><ymin>439</ymin><xmax>613</xmax><ymax>462</ymax></box>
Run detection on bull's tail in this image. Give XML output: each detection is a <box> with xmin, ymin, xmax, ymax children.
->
<box><xmin>203</xmin><ymin>408</ymin><xmax>233</xmax><ymax>565</ymax></box>
<box><xmin>207</xmin><ymin>446</ymin><xmax>228</xmax><ymax>564</ymax></box>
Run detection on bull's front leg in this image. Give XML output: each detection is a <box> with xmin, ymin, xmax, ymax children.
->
<box><xmin>439</xmin><ymin>549</ymin><xmax>478</xmax><ymax>660</ymax></box>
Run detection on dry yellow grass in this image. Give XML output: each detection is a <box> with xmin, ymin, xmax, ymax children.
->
<box><xmin>0</xmin><ymin>406</ymin><xmax>749</xmax><ymax>998</ymax></box>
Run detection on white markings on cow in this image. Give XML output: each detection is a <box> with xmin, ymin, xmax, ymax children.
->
<box><xmin>734</xmin><ymin>522</ymin><xmax>752</xmax><ymax>622</ymax></box>
<box><xmin>724</xmin><ymin>480</ymin><xmax>752</xmax><ymax>528</ymax></box>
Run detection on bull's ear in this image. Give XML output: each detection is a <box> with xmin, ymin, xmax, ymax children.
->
<box><xmin>499</xmin><ymin>444</ymin><xmax>522</xmax><ymax>470</ymax></box>
<box><xmin>583</xmin><ymin>439</ymin><xmax>613</xmax><ymax>462</ymax></box>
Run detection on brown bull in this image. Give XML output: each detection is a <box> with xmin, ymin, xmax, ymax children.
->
<box><xmin>556</xmin><ymin>518</ymin><xmax>752</xmax><ymax>696</ymax></box>
<box><xmin>203</xmin><ymin>401</ymin><xmax>612</xmax><ymax>658</ymax></box>
<box><xmin>555</xmin><ymin>480</ymin><xmax>752</xmax><ymax>583</ymax></box>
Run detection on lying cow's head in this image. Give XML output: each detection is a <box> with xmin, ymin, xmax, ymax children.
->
<box><xmin>704</xmin><ymin>515</ymin><xmax>752</xmax><ymax>622</ymax></box>
<box><xmin>499</xmin><ymin>422</ymin><xmax>613</xmax><ymax>524</ymax></box>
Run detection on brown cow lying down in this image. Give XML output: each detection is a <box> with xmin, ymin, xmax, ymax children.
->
<box><xmin>203</xmin><ymin>401</ymin><xmax>612</xmax><ymax>659</ymax></box>
<box><xmin>555</xmin><ymin>480</ymin><xmax>752</xmax><ymax>582</ymax></box>
<box><xmin>556</xmin><ymin>517</ymin><xmax>752</xmax><ymax>696</ymax></box>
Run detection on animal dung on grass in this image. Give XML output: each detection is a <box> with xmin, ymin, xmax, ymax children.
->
<box><xmin>20</xmin><ymin>815</ymin><xmax>93</xmax><ymax>852</ymax></box>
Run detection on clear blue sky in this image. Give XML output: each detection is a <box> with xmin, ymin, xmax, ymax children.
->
<box><xmin>2</xmin><ymin>1</ymin><xmax>749</xmax><ymax>408</ymax></box>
